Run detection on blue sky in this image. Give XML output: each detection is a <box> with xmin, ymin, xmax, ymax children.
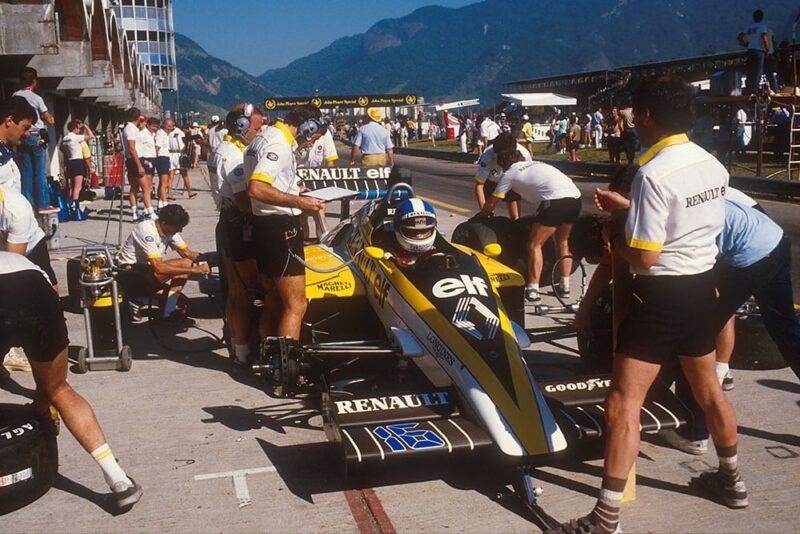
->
<box><xmin>173</xmin><ymin>0</ymin><xmax>476</xmax><ymax>76</ymax></box>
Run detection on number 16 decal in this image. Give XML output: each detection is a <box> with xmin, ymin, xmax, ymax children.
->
<box><xmin>373</xmin><ymin>423</ymin><xmax>445</xmax><ymax>452</ymax></box>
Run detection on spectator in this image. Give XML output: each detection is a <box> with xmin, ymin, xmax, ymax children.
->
<box><xmin>13</xmin><ymin>67</ymin><xmax>55</xmax><ymax>212</ymax></box>
<box><xmin>606</xmin><ymin>106</ymin><xmax>623</xmax><ymax>163</ymax></box>
<box><xmin>556</xmin><ymin>113</ymin><xmax>569</xmax><ymax>154</ymax></box>
<box><xmin>428</xmin><ymin>120</ymin><xmax>440</xmax><ymax>148</ymax></box>
<box><xmin>154</xmin><ymin>118</ymin><xmax>171</xmax><ymax>210</ymax></box>
<box><xmin>480</xmin><ymin>114</ymin><xmax>500</xmax><ymax>148</ymax></box>
<box><xmin>121</xmin><ymin>108</ymin><xmax>153</xmax><ymax>222</ymax></box>
<box><xmin>458</xmin><ymin>115</ymin><xmax>468</xmax><ymax>153</ymax></box>
<box><xmin>733</xmin><ymin>108</ymin><xmax>750</xmax><ymax>156</ymax></box>
<box><xmin>619</xmin><ymin>100</ymin><xmax>639</xmax><ymax>164</ymax></box>
<box><xmin>568</xmin><ymin>115</ymin><xmax>582</xmax><ymax>161</ymax></box>
<box><xmin>592</xmin><ymin>106</ymin><xmax>604</xmax><ymax>149</ymax></box>
<box><xmin>520</xmin><ymin>114</ymin><xmax>534</xmax><ymax>154</ymax></box>
<box><xmin>738</xmin><ymin>9</ymin><xmax>769</xmax><ymax>95</ymax></box>
<box><xmin>350</xmin><ymin>108</ymin><xmax>394</xmax><ymax>167</ymax></box>
<box><xmin>582</xmin><ymin>112</ymin><xmax>593</xmax><ymax>147</ymax></box>
<box><xmin>137</xmin><ymin>117</ymin><xmax>159</xmax><ymax>220</ymax></box>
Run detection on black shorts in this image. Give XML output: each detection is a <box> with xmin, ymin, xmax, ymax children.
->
<box><xmin>116</xmin><ymin>263</ymin><xmax>163</xmax><ymax>298</ymax></box>
<box><xmin>535</xmin><ymin>197</ymin><xmax>581</xmax><ymax>227</ymax></box>
<box><xmin>252</xmin><ymin>214</ymin><xmax>305</xmax><ymax>278</ymax></box>
<box><xmin>483</xmin><ymin>180</ymin><xmax>521</xmax><ymax>203</ymax></box>
<box><xmin>0</xmin><ymin>270</ymin><xmax>68</xmax><ymax>362</ymax></box>
<box><xmin>616</xmin><ymin>270</ymin><xmax>718</xmax><ymax>363</ymax></box>
<box><xmin>217</xmin><ymin>207</ymin><xmax>256</xmax><ymax>262</ymax></box>
<box><xmin>155</xmin><ymin>156</ymin><xmax>171</xmax><ymax>175</ymax></box>
<box><xmin>125</xmin><ymin>157</ymin><xmax>141</xmax><ymax>180</ymax></box>
<box><xmin>26</xmin><ymin>238</ymin><xmax>57</xmax><ymax>287</ymax></box>
<box><xmin>140</xmin><ymin>157</ymin><xmax>156</xmax><ymax>176</ymax></box>
<box><xmin>65</xmin><ymin>159</ymin><xmax>86</xmax><ymax>179</ymax></box>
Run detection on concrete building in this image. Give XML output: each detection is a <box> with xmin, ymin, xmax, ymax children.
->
<box><xmin>109</xmin><ymin>0</ymin><xmax>177</xmax><ymax>92</ymax></box>
<box><xmin>0</xmin><ymin>0</ymin><xmax>163</xmax><ymax>179</ymax></box>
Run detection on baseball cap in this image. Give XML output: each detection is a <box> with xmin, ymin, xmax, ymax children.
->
<box><xmin>211</xmin><ymin>115</ymin><xmax>220</xmax><ymax>122</ymax></box>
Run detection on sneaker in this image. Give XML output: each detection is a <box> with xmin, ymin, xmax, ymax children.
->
<box><xmin>0</xmin><ymin>365</ymin><xmax>9</xmax><ymax>381</ymax></box>
<box><xmin>719</xmin><ymin>371</ymin><xmax>734</xmax><ymax>391</ymax></box>
<box><xmin>660</xmin><ymin>428</ymin><xmax>707</xmax><ymax>455</ymax></box>
<box><xmin>525</xmin><ymin>288</ymin><xmax>542</xmax><ymax>303</ymax></box>
<box><xmin>545</xmin><ymin>514</ymin><xmax>622</xmax><ymax>534</ymax></box>
<box><xmin>4</xmin><ymin>347</ymin><xmax>32</xmax><ymax>372</ymax></box>
<box><xmin>128</xmin><ymin>301</ymin><xmax>143</xmax><ymax>323</ymax></box>
<box><xmin>112</xmin><ymin>478</ymin><xmax>143</xmax><ymax>510</ymax></box>
<box><xmin>555</xmin><ymin>284</ymin><xmax>571</xmax><ymax>299</ymax></box>
<box><xmin>692</xmin><ymin>470</ymin><xmax>748</xmax><ymax>508</ymax></box>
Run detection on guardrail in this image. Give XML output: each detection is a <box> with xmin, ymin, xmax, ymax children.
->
<box><xmin>391</xmin><ymin>146</ymin><xmax>800</xmax><ymax>202</ymax></box>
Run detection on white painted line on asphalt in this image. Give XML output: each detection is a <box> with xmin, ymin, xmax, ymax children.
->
<box><xmin>194</xmin><ymin>466</ymin><xmax>278</xmax><ymax>508</ymax></box>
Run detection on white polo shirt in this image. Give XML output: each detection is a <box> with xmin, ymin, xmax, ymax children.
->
<box><xmin>61</xmin><ymin>131</ymin><xmax>85</xmax><ymax>161</ymax></box>
<box><xmin>0</xmin><ymin>187</ymin><xmax>46</xmax><ymax>254</ymax></box>
<box><xmin>299</xmin><ymin>130</ymin><xmax>338</xmax><ymax>168</ymax></box>
<box><xmin>122</xmin><ymin>122</ymin><xmax>139</xmax><ymax>159</ymax></box>
<box><xmin>155</xmin><ymin>129</ymin><xmax>170</xmax><ymax>156</ymax></box>
<box><xmin>137</xmin><ymin>128</ymin><xmax>157</xmax><ymax>158</ymax></box>
<box><xmin>0</xmin><ymin>144</ymin><xmax>21</xmax><ymax>192</ymax></box>
<box><xmin>245</xmin><ymin>122</ymin><xmax>300</xmax><ymax>217</ymax></box>
<box><xmin>207</xmin><ymin>125</ymin><xmax>227</xmax><ymax>151</ymax></box>
<box><xmin>116</xmin><ymin>219</ymin><xmax>188</xmax><ymax>265</ymax></box>
<box><xmin>208</xmin><ymin>135</ymin><xmax>247</xmax><ymax>206</ymax></box>
<box><xmin>625</xmin><ymin>134</ymin><xmax>727</xmax><ymax>277</ymax></box>
<box><xmin>475</xmin><ymin>144</ymin><xmax>531</xmax><ymax>184</ymax></box>
<box><xmin>480</xmin><ymin>118</ymin><xmax>500</xmax><ymax>141</ymax></box>
<box><xmin>492</xmin><ymin>161</ymin><xmax>580</xmax><ymax>205</ymax></box>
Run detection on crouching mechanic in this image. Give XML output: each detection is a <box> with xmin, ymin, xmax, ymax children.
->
<box><xmin>473</xmin><ymin>139</ymin><xmax>531</xmax><ymax>220</ymax></box>
<box><xmin>209</xmin><ymin>104</ymin><xmax>264</xmax><ymax>368</ymax></box>
<box><xmin>116</xmin><ymin>204</ymin><xmax>209</xmax><ymax>323</ymax></box>
<box><xmin>478</xmin><ymin>132</ymin><xmax>581</xmax><ymax>302</ymax></box>
<box><xmin>245</xmin><ymin>104</ymin><xmax>325</xmax><ymax>340</ymax></box>
<box><xmin>0</xmin><ymin>251</ymin><xmax>142</xmax><ymax>510</ymax></box>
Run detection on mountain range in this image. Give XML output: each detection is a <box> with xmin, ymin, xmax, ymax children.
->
<box><xmin>164</xmin><ymin>0</ymin><xmax>800</xmax><ymax>117</ymax></box>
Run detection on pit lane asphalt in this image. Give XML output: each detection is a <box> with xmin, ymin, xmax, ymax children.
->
<box><xmin>2</xmin><ymin>154</ymin><xmax>798</xmax><ymax>533</ymax></box>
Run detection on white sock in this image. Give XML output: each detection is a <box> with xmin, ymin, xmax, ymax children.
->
<box><xmin>158</xmin><ymin>200</ymin><xmax>165</xmax><ymax>209</ymax></box>
<box><xmin>716</xmin><ymin>362</ymin><xmax>730</xmax><ymax>376</ymax></box>
<box><xmin>131</xmin><ymin>207</ymin><xmax>138</xmax><ymax>220</ymax></box>
<box><xmin>162</xmin><ymin>291</ymin><xmax>180</xmax><ymax>318</ymax></box>
<box><xmin>525</xmin><ymin>284</ymin><xmax>539</xmax><ymax>295</ymax></box>
<box><xmin>234</xmin><ymin>343</ymin><xmax>250</xmax><ymax>363</ymax></box>
<box><xmin>560</xmin><ymin>276</ymin><xmax>570</xmax><ymax>290</ymax></box>
<box><xmin>91</xmin><ymin>443</ymin><xmax>132</xmax><ymax>488</ymax></box>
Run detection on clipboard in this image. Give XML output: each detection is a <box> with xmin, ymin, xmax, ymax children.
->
<box><xmin>301</xmin><ymin>186</ymin><xmax>361</xmax><ymax>203</ymax></box>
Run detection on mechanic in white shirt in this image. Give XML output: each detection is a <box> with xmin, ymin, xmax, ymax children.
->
<box><xmin>206</xmin><ymin>115</ymin><xmax>227</xmax><ymax>153</ymax></box>
<box><xmin>479</xmin><ymin>133</ymin><xmax>581</xmax><ymax>302</ymax></box>
<box><xmin>61</xmin><ymin>119</ymin><xmax>95</xmax><ymax>220</ymax></box>
<box><xmin>209</xmin><ymin>104</ymin><xmax>264</xmax><ymax>368</ymax></box>
<box><xmin>0</xmin><ymin>96</ymin><xmax>37</xmax><ymax>192</ymax></box>
<box><xmin>298</xmin><ymin>126</ymin><xmax>338</xmax><ymax>238</ymax></box>
<box><xmin>0</xmin><ymin>185</ymin><xmax>56</xmax><ymax>288</ymax></box>
<box><xmin>154</xmin><ymin>119</ymin><xmax>171</xmax><ymax>210</ymax></box>
<box><xmin>551</xmin><ymin>76</ymin><xmax>745</xmax><ymax>534</ymax></box>
<box><xmin>480</xmin><ymin>115</ymin><xmax>500</xmax><ymax>147</ymax></box>
<box><xmin>121</xmin><ymin>108</ymin><xmax>154</xmax><ymax>221</ymax></box>
<box><xmin>474</xmin><ymin>142</ymin><xmax>531</xmax><ymax>220</ymax></box>
<box><xmin>116</xmin><ymin>204</ymin><xmax>209</xmax><ymax>323</ymax></box>
<box><xmin>245</xmin><ymin>104</ymin><xmax>325</xmax><ymax>340</ymax></box>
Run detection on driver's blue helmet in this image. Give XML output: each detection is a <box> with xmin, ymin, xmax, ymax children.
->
<box><xmin>393</xmin><ymin>198</ymin><xmax>437</xmax><ymax>254</ymax></box>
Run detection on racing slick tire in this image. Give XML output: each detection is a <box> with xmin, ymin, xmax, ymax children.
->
<box><xmin>0</xmin><ymin>404</ymin><xmax>59</xmax><ymax>515</ymax></box>
<box><xmin>730</xmin><ymin>312</ymin><xmax>795</xmax><ymax>370</ymax></box>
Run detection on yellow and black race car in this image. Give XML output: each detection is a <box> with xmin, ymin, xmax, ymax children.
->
<box><xmin>255</xmin><ymin>183</ymin><xmax>690</xmax><ymax>526</ymax></box>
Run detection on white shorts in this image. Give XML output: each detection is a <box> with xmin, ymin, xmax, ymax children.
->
<box><xmin>169</xmin><ymin>154</ymin><xmax>181</xmax><ymax>171</ymax></box>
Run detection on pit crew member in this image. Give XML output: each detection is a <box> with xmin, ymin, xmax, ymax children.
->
<box><xmin>297</xmin><ymin>121</ymin><xmax>338</xmax><ymax>238</ymax></box>
<box><xmin>479</xmin><ymin>132</ymin><xmax>581</xmax><ymax>302</ymax></box>
<box><xmin>473</xmin><ymin>140</ymin><xmax>531</xmax><ymax>220</ymax></box>
<box><xmin>246</xmin><ymin>104</ymin><xmax>325</xmax><ymax>340</ymax></box>
<box><xmin>0</xmin><ymin>251</ymin><xmax>142</xmax><ymax>510</ymax></box>
<box><xmin>209</xmin><ymin>104</ymin><xmax>264</xmax><ymax>368</ymax></box>
<box><xmin>61</xmin><ymin>119</ymin><xmax>95</xmax><ymax>220</ymax></box>
<box><xmin>549</xmin><ymin>76</ymin><xmax>746</xmax><ymax>534</ymax></box>
<box><xmin>0</xmin><ymin>96</ymin><xmax>36</xmax><ymax>192</ymax></box>
<box><xmin>116</xmin><ymin>204</ymin><xmax>209</xmax><ymax>323</ymax></box>
<box><xmin>121</xmin><ymin>108</ymin><xmax>153</xmax><ymax>221</ymax></box>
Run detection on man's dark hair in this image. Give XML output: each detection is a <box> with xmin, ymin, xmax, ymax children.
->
<box><xmin>125</xmin><ymin>107</ymin><xmax>141</xmax><ymax>122</ymax></box>
<box><xmin>632</xmin><ymin>75</ymin><xmax>694</xmax><ymax>134</ymax></box>
<box><xmin>67</xmin><ymin>119</ymin><xmax>82</xmax><ymax>131</ymax></box>
<box><xmin>19</xmin><ymin>67</ymin><xmax>38</xmax><ymax>87</ymax></box>
<box><xmin>146</xmin><ymin>117</ymin><xmax>160</xmax><ymax>127</ymax></box>
<box><xmin>0</xmin><ymin>96</ymin><xmax>38</xmax><ymax>124</ymax></box>
<box><xmin>158</xmin><ymin>204</ymin><xmax>190</xmax><ymax>229</ymax></box>
<box><xmin>569</xmin><ymin>213</ymin><xmax>611</xmax><ymax>260</ymax></box>
<box><xmin>753</xmin><ymin>9</ymin><xmax>763</xmax><ymax>22</ymax></box>
<box><xmin>284</xmin><ymin>103</ymin><xmax>321</xmax><ymax>127</ymax></box>
<box><xmin>492</xmin><ymin>132</ymin><xmax>522</xmax><ymax>170</ymax></box>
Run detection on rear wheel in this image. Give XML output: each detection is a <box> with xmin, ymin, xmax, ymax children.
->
<box><xmin>451</xmin><ymin>216</ymin><xmax>527</xmax><ymax>273</ymax></box>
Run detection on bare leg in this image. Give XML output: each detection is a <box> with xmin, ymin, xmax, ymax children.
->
<box><xmin>167</xmin><ymin>170</ymin><xmax>175</xmax><ymax>199</ymax></box>
<box><xmin>555</xmin><ymin>223</ymin><xmax>574</xmax><ymax>278</ymax></box>
<box><xmin>128</xmin><ymin>180</ymin><xmax>140</xmax><ymax>211</ymax></box>
<box><xmin>181</xmin><ymin>169</ymin><xmax>193</xmax><ymax>196</ymax></box>
<box><xmin>225</xmin><ymin>258</ymin><xmax>258</xmax><ymax>345</ymax></box>
<box><xmin>30</xmin><ymin>349</ymin><xmax>106</xmax><ymax>453</ymax></box>
<box><xmin>158</xmin><ymin>173</ymin><xmax>169</xmax><ymax>203</ymax></box>
<box><xmin>141</xmin><ymin>175</ymin><xmax>153</xmax><ymax>210</ymax></box>
<box><xmin>527</xmin><ymin>223</ymin><xmax>557</xmax><ymax>285</ymax></box>
<box><xmin>678</xmin><ymin>352</ymin><xmax>738</xmax><ymax>448</ymax></box>
<box><xmin>70</xmin><ymin>175</ymin><xmax>84</xmax><ymax>201</ymax></box>
<box><xmin>506</xmin><ymin>200</ymin><xmax>520</xmax><ymax>220</ymax></box>
<box><xmin>273</xmin><ymin>274</ymin><xmax>308</xmax><ymax>339</ymax></box>
<box><xmin>716</xmin><ymin>315</ymin><xmax>735</xmax><ymax>365</ymax></box>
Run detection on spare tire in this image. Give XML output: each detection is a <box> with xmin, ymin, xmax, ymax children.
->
<box><xmin>452</xmin><ymin>216</ymin><xmax>527</xmax><ymax>274</ymax></box>
<box><xmin>0</xmin><ymin>404</ymin><xmax>58</xmax><ymax>515</ymax></box>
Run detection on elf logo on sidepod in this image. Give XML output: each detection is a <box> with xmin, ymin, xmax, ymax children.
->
<box><xmin>544</xmin><ymin>378</ymin><xmax>611</xmax><ymax>393</ymax></box>
<box><xmin>432</xmin><ymin>275</ymin><xmax>489</xmax><ymax>298</ymax></box>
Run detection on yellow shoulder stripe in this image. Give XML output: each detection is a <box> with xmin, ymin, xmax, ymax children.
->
<box><xmin>251</xmin><ymin>172</ymin><xmax>274</xmax><ymax>184</ymax></box>
<box><xmin>627</xmin><ymin>237</ymin><xmax>663</xmax><ymax>252</ymax></box>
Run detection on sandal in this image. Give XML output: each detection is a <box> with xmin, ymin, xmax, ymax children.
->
<box><xmin>188</xmin><ymin>193</ymin><xmax>197</xmax><ymax>199</ymax></box>
<box><xmin>167</xmin><ymin>196</ymin><xmax>176</xmax><ymax>201</ymax></box>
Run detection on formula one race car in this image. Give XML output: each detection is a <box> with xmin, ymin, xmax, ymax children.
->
<box><xmin>254</xmin><ymin>183</ymin><xmax>691</xmax><ymax>526</ymax></box>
